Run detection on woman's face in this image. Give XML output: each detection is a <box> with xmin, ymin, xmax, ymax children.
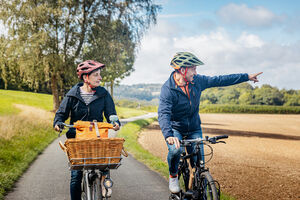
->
<box><xmin>83</xmin><ymin>69</ymin><xmax>102</xmax><ymax>87</ymax></box>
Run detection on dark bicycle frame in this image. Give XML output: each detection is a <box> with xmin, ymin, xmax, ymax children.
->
<box><xmin>171</xmin><ymin>135</ymin><xmax>228</xmax><ymax>200</ymax></box>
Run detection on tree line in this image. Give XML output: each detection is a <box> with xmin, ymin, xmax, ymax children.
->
<box><xmin>113</xmin><ymin>82</ymin><xmax>300</xmax><ymax>107</ymax></box>
<box><xmin>0</xmin><ymin>0</ymin><xmax>160</xmax><ymax>110</ymax></box>
<box><xmin>201</xmin><ymin>83</ymin><xmax>300</xmax><ymax>106</ymax></box>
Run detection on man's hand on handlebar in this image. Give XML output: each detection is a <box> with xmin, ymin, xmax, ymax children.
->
<box><xmin>166</xmin><ymin>136</ymin><xmax>180</xmax><ymax>149</ymax></box>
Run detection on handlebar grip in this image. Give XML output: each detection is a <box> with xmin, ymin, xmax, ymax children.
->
<box><xmin>215</xmin><ymin>135</ymin><xmax>228</xmax><ymax>140</ymax></box>
<box><xmin>109</xmin><ymin>115</ymin><xmax>119</xmax><ymax>124</ymax></box>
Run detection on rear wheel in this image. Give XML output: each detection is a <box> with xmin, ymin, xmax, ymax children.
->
<box><xmin>194</xmin><ymin>171</ymin><xmax>219</xmax><ymax>200</ymax></box>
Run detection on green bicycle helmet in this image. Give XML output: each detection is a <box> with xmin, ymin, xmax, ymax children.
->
<box><xmin>170</xmin><ymin>52</ymin><xmax>204</xmax><ymax>69</ymax></box>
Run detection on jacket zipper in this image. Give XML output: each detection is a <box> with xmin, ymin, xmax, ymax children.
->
<box><xmin>172</xmin><ymin>86</ymin><xmax>192</xmax><ymax>132</ymax></box>
<box><xmin>87</xmin><ymin>105</ymin><xmax>90</xmax><ymax>120</ymax></box>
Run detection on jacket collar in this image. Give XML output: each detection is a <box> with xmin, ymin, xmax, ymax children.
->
<box><xmin>167</xmin><ymin>71</ymin><xmax>194</xmax><ymax>90</ymax></box>
<box><xmin>167</xmin><ymin>71</ymin><xmax>178</xmax><ymax>90</ymax></box>
<box><xmin>66</xmin><ymin>83</ymin><xmax>107</xmax><ymax>100</ymax></box>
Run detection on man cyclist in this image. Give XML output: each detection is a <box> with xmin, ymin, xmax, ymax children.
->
<box><xmin>158</xmin><ymin>52</ymin><xmax>262</xmax><ymax>193</ymax></box>
<box><xmin>53</xmin><ymin>60</ymin><xmax>120</xmax><ymax>200</ymax></box>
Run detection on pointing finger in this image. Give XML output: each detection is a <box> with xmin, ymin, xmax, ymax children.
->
<box><xmin>255</xmin><ymin>72</ymin><xmax>263</xmax><ymax>76</ymax></box>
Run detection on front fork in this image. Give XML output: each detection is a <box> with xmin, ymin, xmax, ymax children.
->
<box><xmin>85</xmin><ymin>170</ymin><xmax>103</xmax><ymax>200</ymax></box>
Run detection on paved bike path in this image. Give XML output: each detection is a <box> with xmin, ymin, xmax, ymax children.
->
<box><xmin>5</xmin><ymin>113</ymin><xmax>169</xmax><ymax>200</ymax></box>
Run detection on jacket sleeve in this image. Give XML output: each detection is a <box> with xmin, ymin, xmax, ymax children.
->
<box><xmin>53</xmin><ymin>96</ymin><xmax>72</xmax><ymax>127</ymax></box>
<box><xmin>104</xmin><ymin>92</ymin><xmax>120</xmax><ymax>126</ymax></box>
<box><xmin>158</xmin><ymin>86</ymin><xmax>174</xmax><ymax>140</ymax></box>
<box><xmin>199</xmin><ymin>73</ymin><xmax>249</xmax><ymax>90</ymax></box>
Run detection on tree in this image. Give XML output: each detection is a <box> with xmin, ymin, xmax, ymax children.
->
<box><xmin>253</xmin><ymin>84</ymin><xmax>284</xmax><ymax>105</ymax></box>
<box><xmin>0</xmin><ymin>0</ymin><xmax>160</xmax><ymax>110</ymax></box>
<box><xmin>283</xmin><ymin>93</ymin><xmax>300</xmax><ymax>106</ymax></box>
<box><xmin>218</xmin><ymin>88</ymin><xmax>240</xmax><ymax>104</ymax></box>
<box><xmin>239</xmin><ymin>91</ymin><xmax>254</xmax><ymax>105</ymax></box>
<box><xmin>83</xmin><ymin>19</ymin><xmax>135</xmax><ymax>98</ymax></box>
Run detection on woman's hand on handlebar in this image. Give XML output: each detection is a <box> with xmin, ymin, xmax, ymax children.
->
<box><xmin>54</xmin><ymin>125</ymin><xmax>60</xmax><ymax>132</ymax></box>
<box><xmin>54</xmin><ymin>122</ymin><xmax>65</xmax><ymax>132</ymax></box>
<box><xmin>112</xmin><ymin>123</ymin><xmax>120</xmax><ymax>131</ymax></box>
<box><xmin>166</xmin><ymin>137</ymin><xmax>180</xmax><ymax>149</ymax></box>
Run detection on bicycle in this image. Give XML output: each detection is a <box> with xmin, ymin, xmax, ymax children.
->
<box><xmin>58</xmin><ymin>117</ymin><xmax>128</xmax><ymax>200</ymax></box>
<box><xmin>169</xmin><ymin>135</ymin><xmax>228</xmax><ymax>200</ymax></box>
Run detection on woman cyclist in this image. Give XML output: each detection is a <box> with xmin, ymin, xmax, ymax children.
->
<box><xmin>53</xmin><ymin>60</ymin><xmax>120</xmax><ymax>200</ymax></box>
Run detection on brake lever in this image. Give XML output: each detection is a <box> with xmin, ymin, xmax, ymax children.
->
<box><xmin>217</xmin><ymin>141</ymin><xmax>226</xmax><ymax>144</ymax></box>
<box><xmin>57</xmin><ymin>124</ymin><xmax>65</xmax><ymax>137</ymax></box>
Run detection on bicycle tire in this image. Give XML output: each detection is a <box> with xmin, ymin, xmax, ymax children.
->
<box><xmin>178</xmin><ymin>158</ymin><xmax>190</xmax><ymax>192</ymax></box>
<box><xmin>92</xmin><ymin>176</ymin><xmax>103</xmax><ymax>200</ymax></box>
<box><xmin>81</xmin><ymin>172</ymin><xmax>88</xmax><ymax>200</ymax></box>
<box><xmin>198</xmin><ymin>171</ymin><xmax>219</xmax><ymax>200</ymax></box>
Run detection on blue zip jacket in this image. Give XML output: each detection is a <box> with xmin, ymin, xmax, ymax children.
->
<box><xmin>158</xmin><ymin>72</ymin><xmax>249</xmax><ymax>139</ymax></box>
<box><xmin>53</xmin><ymin>83</ymin><xmax>119</xmax><ymax>138</ymax></box>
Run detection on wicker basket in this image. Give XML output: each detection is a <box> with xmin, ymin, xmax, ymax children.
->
<box><xmin>64</xmin><ymin>138</ymin><xmax>125</xmax><ymax>170</ymax></box>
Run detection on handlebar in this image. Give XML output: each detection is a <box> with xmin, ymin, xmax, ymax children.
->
<box><xmin>180</xmin><ymin>135</ymin><xmax>228</xmax><ymax>146</ymax></box>
<box><xmin>214</xmin><ymin>135</ymin><xmax>228</xmax><ymax>140</ymax></box>
<box><xmin>57</xmin><ymin>122</ymin><xmax>74</xmax><ymax>137</ymax></box>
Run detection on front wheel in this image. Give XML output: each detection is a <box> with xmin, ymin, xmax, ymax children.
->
<box><xmin>194</xmin><ymin>171</ymin><xmax>219</xmax><ymax>200</ymax></box>
<box><xmin>92</xmin><ymin>176</ymin><xmax>103</xmax><ymax>200</ymax></box>
<box><xmin>81</xmin><ymin>172</ymin><xmax>88</xmax><ymax>200</ymax></box>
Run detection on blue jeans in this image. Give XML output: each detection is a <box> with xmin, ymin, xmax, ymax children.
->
<box><xmin>167</xmin><ymin>128</ymin><xmax>204</xmax><ymax>176</ymax></box>
<box><xmin>70</xmin><ymin>170</ymin><xmax>82</xmax><ymax>200</ymax></box>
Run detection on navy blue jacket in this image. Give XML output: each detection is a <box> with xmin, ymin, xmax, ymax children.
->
<box><xmin>53</xmin><ymin>83</ymin><xmax>119</xmax><ymax>138</ymax></box>
<box><xmin>158</xmin><ymin>72</ymin><xmax>249</xmax><ymax>139</ymax></box>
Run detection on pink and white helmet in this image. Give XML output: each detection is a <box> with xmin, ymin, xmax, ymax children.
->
<box><xmin>77</xmin><ymin>60</ymin><xmax>105</xmax><ymax>79</ymax></box>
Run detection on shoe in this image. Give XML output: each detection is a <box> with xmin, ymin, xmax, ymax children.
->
<box><xmin>102</xmin><ymin>186</ymin><xmax>112</xmax><ymax>197</ymax></box>
<box><xmin>169</xmin><ymin>176</ymin><xmax>180</xmax><ymax>193</ymax></box>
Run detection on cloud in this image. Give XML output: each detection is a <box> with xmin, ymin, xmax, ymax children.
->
<box><xmin>198</xmin><ymin>19</ymin><xmax>217</xmax><ymax>31</ymax></box>
<box><xmin>217</xmin><ymin>3</ymin><xmax>285</xmax><ymax>28</ymax></box>
<box><xmin>121</xmin><ymin>20</ymin><xmax>300</xmax><ymax>89</ymax></box>
<box><xmin>283</xmin><ymin>14</ymin><xmax>300</xmax><ymax>34</ymax></box>
<box><xmin>159</xmin><ymin>12</ymin><xmax>202</xmax><ymax>19</ymax></box>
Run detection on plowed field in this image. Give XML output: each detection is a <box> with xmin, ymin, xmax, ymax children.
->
<box><xmin>138</xmin><ymin>114</ymin><xmax>300</xmax><ymax>200</ymax></box>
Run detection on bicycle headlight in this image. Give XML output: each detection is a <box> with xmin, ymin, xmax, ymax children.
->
<box><xmin>103</xmin><ymin>178</ymin><xmax>113</xmax><ymax>188</ymax></box>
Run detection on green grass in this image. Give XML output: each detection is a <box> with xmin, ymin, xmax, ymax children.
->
<box><xmin>199</xmin><ymin>104</ymin><xmax>300</xmax><ymax>114</ymax></box>
<box><xmin>0</xmin><ymin>121</ymin><xmax>56</xmax><ymax>200</ymax></box>
<box><xmin>118</xmin><ymin>118</ymin><xmax>170</xmax><ymax>178</ymax></box>
<box><xmin>0</xmin><ymin>89</ymin><xmax>53</xmax><ymax>115</ymax></box>
<box><xmin>117</xmin><ymin>119</ymin><xmax>235</xmax><ymax>200</ymax></box>
<box><xmin>0</xmin><ymin>89</ymin><xmax>56</xmax><ymax>199</ymax></box>
<box><xmin>116</xmin><ymin>106</ymin><xmax>149</xmax><ymax>119</ymax></box>
<box><xmin>0</xmin><ymin>89</ymin><xmax>150</xmax><ymax>119</ymax></box>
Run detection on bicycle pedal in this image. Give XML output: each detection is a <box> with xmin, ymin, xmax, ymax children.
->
<box><xmin>184</xmin><ymin>190</ymin><xmax>193</xmax><ymax>197</ymax></box>
<box><xmin>169</xmin><ymin>193</ymin><xmax>180</xmax><ymax>200</ymax></box>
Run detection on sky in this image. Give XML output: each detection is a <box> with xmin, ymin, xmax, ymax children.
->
<box><xmin>120</xmin><ymin>0</ymin><xmax>300</xmax><ymax>90</ymax></box>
